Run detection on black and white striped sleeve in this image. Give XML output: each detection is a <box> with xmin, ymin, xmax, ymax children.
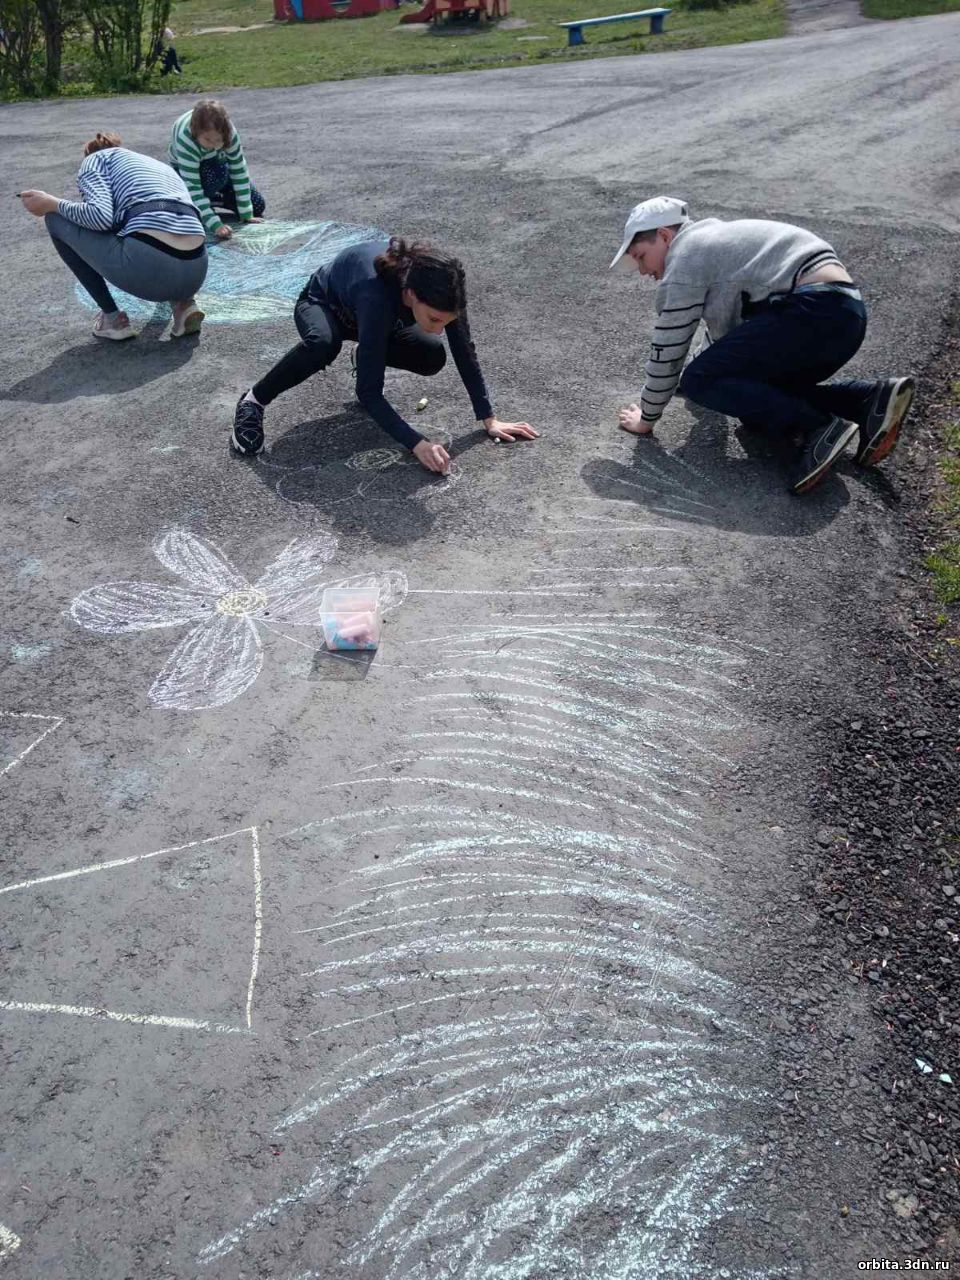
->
<box><xmin>639</xmin><ymin>285</ymin><xmax>705</xmax><ymax>425</ymax></box>
<box><xmin>56</xmin><ymin>154</ymin><xmax>116</xmax><ymax>232</ymax></box>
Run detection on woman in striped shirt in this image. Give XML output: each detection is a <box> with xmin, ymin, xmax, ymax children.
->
<box><xmin>169</xmin><ymin>100</ymin><xmax>266</xmax><ymax>242</ymax></box>
<box><xmin>18</xmin><ymin>132</ymin><xmax>208</xmax><ymax>341</ymax></box>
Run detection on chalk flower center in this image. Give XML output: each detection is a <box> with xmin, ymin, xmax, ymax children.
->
<box><xmin>215</xmin><ymin>588</ymin><xmax>267</xmax><ymax>617</ymax></box>
<box><xmin>346</xmin><ymin>447</ymin><xmax>403</xmax><ymax>473</ymax></box>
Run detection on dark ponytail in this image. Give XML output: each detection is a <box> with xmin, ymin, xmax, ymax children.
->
<box><xmin>375</xmin><ymin>236</ymin><xmax>466</xmax><ymax>313</ymax></box>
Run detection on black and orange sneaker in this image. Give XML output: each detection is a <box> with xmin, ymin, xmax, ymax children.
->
<box><xmin>789</xmin><ymin>416</ymin><xmax>859</xmax><ymax>495</ymax></box>
<box><xmin>855</xmin><ymin>377</ymin><xmax>914</xmax><ymax>467</ymax></box>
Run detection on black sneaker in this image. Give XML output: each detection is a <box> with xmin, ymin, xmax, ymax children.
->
<box><xmin>855</xmin><ymin>377</ymin><xmax>914</xmax><ymax>467</ymax></box>
<box><xmin>789</xmin><ymin>416</ymin><xmax>859</xmax><ymax>495</ymax></box>
<box><xmin>232</xmin><ymin>393</ymin><xmax>265</xmax><ymax>456</ymax></box>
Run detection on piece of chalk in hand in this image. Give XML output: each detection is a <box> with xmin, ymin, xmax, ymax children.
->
<box><xmin>493</xmin><ymin>437</ymin><xmax>501</xmax><ymax>444</ymax></box>
<box><xmin>417</xmin><ymin>397</ymin><xmax>428</xmax><ymax>411</ymax></box>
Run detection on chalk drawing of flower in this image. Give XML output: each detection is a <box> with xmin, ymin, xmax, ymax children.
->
<box><xmin>268</xmin><ymin>424</ymin><xmax>462</xmax><ymax>510</ymax></box>
<box><xmin>70</xmin><ymin>529</ymin><xmax>407</xmax><ymax>712</ymax></box>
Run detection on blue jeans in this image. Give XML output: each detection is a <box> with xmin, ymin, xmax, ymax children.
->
<box><xmin>198</xmin><ymin>158</ymin><xmax>266</xmax><ymax>219</ymax></box>
<box><xmin>678</xmin><ymin>287</ymin><xmax>873</xmax><ymax>435</ymax></box>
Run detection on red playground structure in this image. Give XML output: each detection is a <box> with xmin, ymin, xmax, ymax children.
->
<box><xmin>274</xmin><ymin>0</ymin><xmax>392</xmax><ymax>18</ymax></box>
<box><xmin>274</xmin><ymin>0</ymin><xmax>508</xmax><ymax>25</ymax></box>
<box><xmin>400</xmin><ymin>0</ymin><xmax>508</xmax><ymax>24</ymax></box>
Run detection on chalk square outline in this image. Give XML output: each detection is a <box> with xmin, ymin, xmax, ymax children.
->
<box><xmin>0</xmin><ymin>826</ymin><xmax>262</xmax><ymax>1036</ymax></box>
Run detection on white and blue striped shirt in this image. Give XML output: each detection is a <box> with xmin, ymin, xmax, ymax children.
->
<box><xmin>56</xmin><ymin>147</ymin><xmax>203</xmax><ymax>238</ymax></box>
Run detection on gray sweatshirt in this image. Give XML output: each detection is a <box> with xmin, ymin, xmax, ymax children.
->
<box><xmin>639</xmin><ymin>218</ymin><xmax>843</xmax><ymax>424</ymax></box>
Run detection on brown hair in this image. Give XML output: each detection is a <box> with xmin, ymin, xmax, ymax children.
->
<box><xmin>374</xmin><ymin>237</ymin><xmax>466</xmax><ymax>314</ymax></box>
<box><xmin>190</xmin><ymin>100</ymin><xmax>232</xmax><ymax>147</ymax></box>
<box><xmin>83</xmin><ymin>131</ymin><xmax>122</xmax><ymax>156</ymax></box>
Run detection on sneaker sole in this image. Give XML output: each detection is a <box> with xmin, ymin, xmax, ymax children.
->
<box><xmin>230</xmin><ymin>427</ymin><xmax>264</xmax><ymax>457</ymax></box>
<box><xmin>790</xmin><ymin>421</ymin><xmax>860</xmax><ymax>495</ymax></box>
<box><xmin>171</xmin><ymin>309</ymin><xmax>205</xmax><ymax>339</ymax></box>
<box><xmin>93</xmin><ymin>326</ymin><xmax>136</xmax><ymax>341</ymax></box>
<box><xmin>856</xmin><ymin>377</ymin><xmax>915</xmax><ymax>467</ymax></box>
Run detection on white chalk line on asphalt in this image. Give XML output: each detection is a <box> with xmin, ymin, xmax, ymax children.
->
<box><xmin>0</xmin><ymin>826</ymin><xmax>256</xmax><ymax>897</ymax></box>
<box><xmin>0</xmin><ymin>710</ymin><xmax>64</xmax><ymax>777</ymax></box>
<box><xmin>246</xmin><ymin>827</ymin><xmax>264</xmax><ymax>1031</ymax></box>
<box><xmin>0</xmin><ymin>1001</ymin><xmax>249</xmax><ymax>1035</ymax></box>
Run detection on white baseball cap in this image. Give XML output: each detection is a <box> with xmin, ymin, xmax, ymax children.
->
<box><xmin>610</xmin><ymin>195</ymin><xmax>690</xmax><ymax>269</ymax></box>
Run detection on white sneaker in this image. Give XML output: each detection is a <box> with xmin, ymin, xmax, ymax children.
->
<box><xmin>171</xmin><ymin>303</ymin><xmax>205</xmax><ymax>338</ymax></box>
<box><xmin>93</xmin><ymin>310</ymin><xmax>135</xmax><ymax>341</ymax></box>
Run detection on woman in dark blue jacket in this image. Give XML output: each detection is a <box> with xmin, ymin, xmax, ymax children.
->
<box><xmin>232</xmin><ymin>236</ymin><xmax>537</xmax><ymax>472</ymax></box>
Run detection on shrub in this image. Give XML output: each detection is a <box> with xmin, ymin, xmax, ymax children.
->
<box><xmin>81</xmin><ymin>0</ymin><xmax>171</xmax><ymax>90</ymax></box>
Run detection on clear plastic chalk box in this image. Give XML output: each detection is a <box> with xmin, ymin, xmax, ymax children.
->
<box><xmin>320</xmin><ymin>586</ymin><xmax>382</xmax><ymax>651</ymax></box>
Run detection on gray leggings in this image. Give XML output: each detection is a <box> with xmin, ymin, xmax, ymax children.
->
<box><xmin>44</xmin><ymin>212</ymin><xmax>208</xmax><ymax>315</ymax></box>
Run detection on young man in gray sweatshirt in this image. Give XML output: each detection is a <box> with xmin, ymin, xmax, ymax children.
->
<box><xmin>612</xmin><ymin>195</ymin><xmax>915</xmax><ymax>495</ymax></box>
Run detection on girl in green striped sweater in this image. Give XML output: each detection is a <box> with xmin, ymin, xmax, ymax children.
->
<box><xmin>169</xmin><ymin>100</ymin><xmax>266</xmax><ymax>242</ymax></box>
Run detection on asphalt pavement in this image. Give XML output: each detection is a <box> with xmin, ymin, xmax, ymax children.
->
<box><xmin>1</xmin><ymin>13</ymin><xmax>959</xmax><ymax>1278</ymax></box>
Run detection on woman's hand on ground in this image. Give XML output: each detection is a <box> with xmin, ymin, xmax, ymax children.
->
<box><xmin>413</xmin><ymin>440</ymin><xmax>451</xmax><ymax>475</ymax></box>
<box><xmin>484</xmin><ymin>417</ymin><xmax>540</xmax><ymax>442</ymax></box>
<box><xmin>618</xmin><ymin>403</ymin><xmax>655</xmax><ymax>435</ymax></box>
<box><xmin>214</xmin><ymin>224</ymin><xmax>232</xmax><ymax>241</ymax></box>
<box><xmin>19</xmin><ymin>190</ymin><xmax>58</xmax><ymax>217</ymax></box>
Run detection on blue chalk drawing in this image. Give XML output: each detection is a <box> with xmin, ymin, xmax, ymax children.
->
<box><xmin>73</xmin><ymin>220</ymin><xmax>385</xmax><ymax>325</ymax></box>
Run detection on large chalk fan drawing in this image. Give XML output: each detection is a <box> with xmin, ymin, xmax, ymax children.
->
<box><xmin>73</xmin><ymin>220</ymin><xmax>385</xmax><ymax>325</ymax></box>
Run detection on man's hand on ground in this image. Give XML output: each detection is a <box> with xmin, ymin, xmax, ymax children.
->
<box><xmin>618</xmin><ymin>403</ymin><xmax>655</xmax><ymax>435</ymax></box>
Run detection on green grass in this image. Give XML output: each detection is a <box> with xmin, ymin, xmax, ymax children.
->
<box><xmin>862</xmin><ymin>0</ymin><xmax>960</xmax><ymax>15</ymax></box>
<box><xmin>926</xmin><ymin>418</ymin><xmax>960</xmax><ymax>605</ymax></box>
<box><xmin>162</xmin><ymin>0</ymin><xmax>784</xmax><ymax>93</ymax></box>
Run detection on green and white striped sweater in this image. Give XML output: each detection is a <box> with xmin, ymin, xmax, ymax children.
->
<box><xmin>169</xmin><ymin>110</ymin><xmax>253</xmax><ymax>233</ymax></box>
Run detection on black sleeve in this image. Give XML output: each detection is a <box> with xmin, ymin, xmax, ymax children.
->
<box><xmin>353</xmin><ymin>281</ymin><xmax>424</xmax><ymax>452</ymax></box>
<box><xmin>446</xmin><ymin>308</ymin><xmax>493</xmax><ymax>423</ymax></box>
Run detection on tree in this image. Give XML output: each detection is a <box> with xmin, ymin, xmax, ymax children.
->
<box><xmin>35</xmin><ymin>0</ymin><xmax>83</xmax><ymax>93</ymax></box>
<box><xmin>0</xmin><ymin>0</ymin><xmax>43</xmax><ymax>96</ymax></box>
<box><xmin>82</xmin><ymin>0</ymin><xmax>171</xmax><ymax>90</ymax></box>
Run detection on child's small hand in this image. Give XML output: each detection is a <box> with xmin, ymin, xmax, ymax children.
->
<box><xmin>214</xmin><ymin>224</ymin><xmax>232</xmax><ymax>241</ymax></box>
<box><xmin>246</xmin><ymin>216</ymin><xmax>264</xmax><ymax>223</ymax></box>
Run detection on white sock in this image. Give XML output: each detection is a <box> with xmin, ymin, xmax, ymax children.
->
<box><xmin>243</xmin><ymin>389</ymin><xmax>262</xmax><ymax>407</ymax></box>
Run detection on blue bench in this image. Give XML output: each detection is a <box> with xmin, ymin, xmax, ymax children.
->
<box><xmin>559</xmin><ymin>5</ymin><xmax>670</xmax><ymax>45</ymax></box>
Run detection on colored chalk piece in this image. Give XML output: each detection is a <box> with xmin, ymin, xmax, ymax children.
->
<box><xmin>321</xmin><ymin>587</ymin><xmax>382</xmax><ymax>651</ymax></box>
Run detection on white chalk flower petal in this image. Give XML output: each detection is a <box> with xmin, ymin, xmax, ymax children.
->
<box><xmin>70</xmin><ymin>582</ymin><xmax>212</xmax><ymax>634</ymax></box>
<box><xmin>149</xmin><ymin>614</ymin><xmax>263</xmax><ymax>711</ymax></box>
<box><xmin>253</xmin><ymin>534</ymin><xmax>340</xmax><ymax>625</ymax></box>
<box><xmin>153</xmin><ymin>529</ymin><xmax>248</xmax><ymax>596</ymax></box>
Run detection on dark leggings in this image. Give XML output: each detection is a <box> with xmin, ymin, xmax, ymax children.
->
<box><xmin>678</xmin><ymin>288</ymin><xmax>874</xmax><ymax>435</ymax></box>
<box><xmin>253</xmin><ymin>293</ymin><xmax>446</xmax><ymax>405</ymax></box>
<box><xmin>198</xmin><ymin>158</ymin><xmax>266</xmax><ymax>219</ymax></box>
